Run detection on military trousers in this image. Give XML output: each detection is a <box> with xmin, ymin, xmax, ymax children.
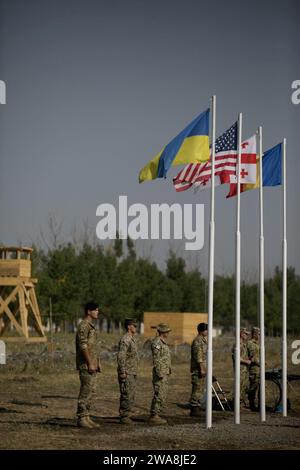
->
<box><xmin>248</xmin><ymin>368</ymin><xmax>260</xmax><ymax>407</ymax></box>
<box><xmin>189</xmin><ymin>373</ymin><xmax>205</xmax><ymax>407</ymax></box>
<box><xmin>240</xmin><ymin>366</ymin><xmax>249</xmax><ymax>405</ymax></box>
<box><xmin>150</xmin><ymin>373</ymin><xmax>169</xmax><ymax>416</ymax></box>
<box><xmin>77</xmin><ymin>369</ymin><xmax>98</xmax><ymax>419</ymax></box>
<box><xmin>119</xmin><ymin>374</ymin><xmax>137</xmax><ymax>418</ymax></box>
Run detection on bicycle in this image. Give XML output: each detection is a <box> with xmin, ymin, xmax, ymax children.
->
<box><xmin>265</xmin><ymin>369</ymin><xmax>300</xmax><ymax>412</ymax></box>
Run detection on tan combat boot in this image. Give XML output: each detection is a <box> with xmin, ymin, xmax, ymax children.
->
<box><xmin>77</xmin><ymin>416</ymin><xmax>94</xmax><ymax>429</ymax></box>
<box><xmin>120</xmin><ymin>416</ymin><xmax>134</xmax><ymax>425</ymax></box>
<box><xmin>148</xmin><ymin>415</ymin><xmax>168</xmax><ymax>425</ymax></box>
<box><xmin>87</xmin><ymin>416</ymin><xmax>100</xmax><ymax>428</ymax></box>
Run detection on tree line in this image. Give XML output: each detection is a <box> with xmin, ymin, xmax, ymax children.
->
<box><xmin>31</xmin><ymin>237</ymin><xmax>300</xmax><ymax>334</ymax></box>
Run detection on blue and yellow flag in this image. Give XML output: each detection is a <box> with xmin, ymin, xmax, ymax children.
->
<box><xmin>139</xmin><ymin>108</ymin><xmax>210</xmax><ymax>183</ymax></box>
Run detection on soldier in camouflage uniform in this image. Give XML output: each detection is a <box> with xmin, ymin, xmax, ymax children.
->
<box><xmin>117</xmin><ymin>318</ymin><xmax>139</xmax><ymax>425</ymax></box>
<box><xmin>247</xmin><ymin>327</ymin><xmax>260</xmax><ymax>411</ymax></box>
<box><xmin>76</xmin><ymin>302</ymin><xmax>102</xmax><ymax>428</ymax></box>
<box><xmin>149</xmin><ymin>323</ymin><xmax>172</xmax><ymax>425</ymax></box>
<box><xmin>190</xmin><ymin>323</ymin><xmax>208</xmax><ymax>417</ymax></box>
<box><xmin>231</xmin><ymin>328</ymin><xmax>251</xmax><ymax>408</ymax></box>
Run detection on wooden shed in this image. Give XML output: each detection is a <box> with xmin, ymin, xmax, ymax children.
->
<box><xmin>143</xmin><ymin>312</ymin><xmax>208</xmax><ymax>345</ymax></box>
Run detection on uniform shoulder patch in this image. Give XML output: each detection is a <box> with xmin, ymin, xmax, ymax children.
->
<box><xmin>122</xmin><ymin>333</ymin><xmax>130</xmax><ymax>342</ymax></box>
<box><xmin>151</xmin><ymin>338</ymin><xmax>161</xmax><ymax>350</ymax></box>
<box><xmin>78</xmin><ymin>321</ymin><xmax>89</xmax><ymax>333</ymax></box>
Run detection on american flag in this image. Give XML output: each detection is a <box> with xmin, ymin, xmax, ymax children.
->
<box><xmin>173</xmin><ymin>122</ymin><xmax>238</xmax><ymax>192</ymax></box>
<box><xmin>173</xmin><ymin>123</ymin><xmax>257</xmax><ymax>193</ymax></box>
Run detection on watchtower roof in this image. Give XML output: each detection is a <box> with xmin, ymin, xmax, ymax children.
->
<box><xmin>0</xmin><ymin>246</ymin><xmax>33</xmax><ymax>253</ymax></box>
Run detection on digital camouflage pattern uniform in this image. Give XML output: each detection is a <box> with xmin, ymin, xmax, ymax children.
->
<box><xmin>232</xmin><ymin>340</ymin><xmax>249</xmax><ymax>406</ymax></box>
<box><xmin>76</xmin><ymin>318</ymin><xmax>101</xmax><ymax>419</ymax></box>
<box><xmin>150</xmin><ymin>336</ymin><xmax>171</xmax><ymax>416</ymax></box>
<box><xmin>117</xmin><ymin>332</ymin><xmax>139</xmax><ymax>418</ymax></box>
<box><xmin>247</xmin><ymin>337</ymin><xmax>260</xmax><ymax>409</ymax></box>
<box><xmin>190</xmin><ymin>335</ymin><xmax>207</xmax><ymax>407</ymax></box>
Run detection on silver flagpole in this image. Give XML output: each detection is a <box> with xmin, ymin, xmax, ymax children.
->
<box><xmin>234</xmin><ymin>113</ymin><xmax>242</xmax><ymax>425</ymax></box>
<box><xmin>282</xmin><ymin>138</ymin><xmax>287</xmax><ymax>417</ymax></box>
<box><xmin>206</xmin><ymin>94</ymin><xmax>216</xmax><ymax>429</ymax></box>
<box><xmin>258</xmin><ymin>126</ymin><xmax>266</xmax><ymax>422</ymax></box>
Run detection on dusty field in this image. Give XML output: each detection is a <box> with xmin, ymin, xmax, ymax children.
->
<box><xmin>0</xmin><ymin>333</ymin><xmax>300</xmax><ymax>450</ymax></box>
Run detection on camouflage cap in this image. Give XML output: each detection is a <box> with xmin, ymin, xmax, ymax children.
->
<box><xmin>252</xmin><ymin>326</ymin><xmax>260</xmax><ymax>333</ymax></box>
<box><xmin>124</xmin><ymin>318</ymin><xmax>137</xmax><ymax>328</ymax></box>
<box><xmin>156</xmin><ymin>323</ymin><xmax>171</xmax><ymax>333</ymax></box>
<box><xmin>241</xmin><ymin>327</ymin><xmax>250</xmax><ymax>335</ymax></box>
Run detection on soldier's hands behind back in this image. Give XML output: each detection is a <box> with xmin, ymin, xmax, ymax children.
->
<box><xmin>88</xmin><ymin>363</ymin><xmax>98</xmax><ymax>374</ymax></box>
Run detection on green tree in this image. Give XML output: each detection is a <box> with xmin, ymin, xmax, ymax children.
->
<box><xmin>114</xmin><ymin>231</ymin><xmax>123</xmax><ymax>258</ymax></box>
<box><xmin>30</xmin><ymin>241</ymin><xmax>300</xmax><ymax>334</ymax></box>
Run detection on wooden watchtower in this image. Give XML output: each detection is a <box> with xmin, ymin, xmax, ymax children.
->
<box><xmin>0</xmin><ymin>246</ymin><xmax>47</xmax><ymax>342</ymax></box>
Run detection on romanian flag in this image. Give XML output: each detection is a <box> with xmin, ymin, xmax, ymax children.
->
<box><xmin>139</xmin><ymin>108</ymin><xmax>210</xmax><ymax>183</ymax></box>
<box><xmin>227</xmin><ymin>143</ymin><xmax>282</xmax><ymax>198</ymax></box>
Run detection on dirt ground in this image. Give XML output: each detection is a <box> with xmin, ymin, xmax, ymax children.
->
<box><xmin>0</xmin><ymin>333</ymin><xmax>300</xmax><ymax>450</ymax></box>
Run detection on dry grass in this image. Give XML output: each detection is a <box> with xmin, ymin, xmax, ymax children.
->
<box><xmin>0</xmin><ymin>333</ymin><xmax>300</xmax><ymax>450</ymax></box>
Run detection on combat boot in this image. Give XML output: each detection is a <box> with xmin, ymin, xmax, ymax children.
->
<box><xmin>240</xmin><ymin>403</ymin><xmax>250</xmax><ymax>411</ymax></box>
<box><xmin>77</xmin><ymin>417</ymin><xmax>94</xmax><ymax>429</ymax></box>
<box><xmin>190</xmin><ymin>407</ymin><xmax>202</xmax><ymax>417</ymax></box>
<box><xmin>120</xmin><ymin>416</ymin><xmax>134</xmax><ymax>425</ymax></box>
<box><xmin>87</xmin><ymin>416</ymin><xmax>100</xmax><ymax>428</ymax></box>
<box><xmin>148</xmin><ymin>415</ymin><xmax>168</xmax><ymax>425</ymax></box>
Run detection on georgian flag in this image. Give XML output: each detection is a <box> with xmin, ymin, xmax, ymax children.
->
<box><xmin>228</xmin><ymin>135</ymin><xmax>257</xmax><ymax>185</ymax></box>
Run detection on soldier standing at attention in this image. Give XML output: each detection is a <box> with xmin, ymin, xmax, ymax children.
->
<box><xmin>76</xmin><ymin>302</ymin><xmax>102</xmax><ymax>429</ymax></box>
<box><xmin>149</xmin><ymin>323</ymin><xmax>172</xmax><ymax>425</ymax></box>
<box><xmin>247</xmin><ymin>327</ymin><xmax>260</xmax><ymax>411</ymax></box>
<box><xmin>117</xmin><ymin>318</ymin><xmax>139</xmax><ymax>425</ymax></box>
<box><xmin>190</xmin><ymin>323</ymin><xmax>208</xmax><ymax>416</ymax></box>
<box><xmin>231</xmin><ymin>328</ymin><xmax>251</xmax><ymax>409</ymax></box>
